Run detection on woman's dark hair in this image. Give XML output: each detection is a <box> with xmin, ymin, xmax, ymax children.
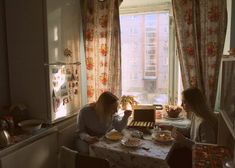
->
<box><xmin>182</xmin><ymin>87</ymin><xmax>217</xmax><ymax>128</ymax></box>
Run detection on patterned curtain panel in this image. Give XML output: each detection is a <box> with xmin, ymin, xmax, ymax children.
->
<box><xmin>80</xmin><ymin>0</ymin><xmax>122</xmax><ymax>102</ymax></box>
<box><xmin>172</xmin><ymin>0</ymin><xmax>227</xmax><ymax>109</ymax></box>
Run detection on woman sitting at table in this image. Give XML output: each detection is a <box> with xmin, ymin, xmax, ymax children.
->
<box><xmin>75</xmin><ymin>91</ymin><xmax>132</xmax><ymax>154</ymax></box>
<box><xmin>172</xmin><ymin>87</ymin><xmax>218</xmax><ymax>146</ymax></box>
<box><xmin>161</xmin><ymin>87</ymin><xmax>218</xmax><ymax>168</ymax></box>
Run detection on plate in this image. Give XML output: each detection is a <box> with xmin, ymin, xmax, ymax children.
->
<box><xmin>152</xmin><ymin>131</ymin><xmax>174</xmax><ymax>143</ymax></box>
<box><xmin>121</xmin><ymin>138</ymin><xmax>142</xmax><ymax>148</ymax></box>
<box><xmin>105</xmin><ymin>131</ymin><xmax>123</xmax><ymax>141</ymax></box>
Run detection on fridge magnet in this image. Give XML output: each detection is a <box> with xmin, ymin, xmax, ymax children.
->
<box><xmin>69</xmin><ymin>82</ymin><xmax>72</xmax><ymax>88</ymax></box>
<box><xmin>52</xmin><ymin>68</ymin><xmax>59</xmax><ymax>74</ymax></box>
<box><xmin>75</xmin><ymin>82</ymin><xmax>78</xmax><ymax>86</ymax></box>
<box><xmin>71</xmin><ymin>73</ymin><xmax>75</xmax><ymax>81</ymax></box>
<box><xmin>61</xmin><ymin>68</ymin><xmax>66</xmax><ymax>74</ymax></box>
<box><xmin>52</xmin><ymin>81</ymin><xmax>58</xmax><ymax>87</ymax></box>
<box><xmin>61</xmin><ymin>84</ymin><xmax>66</xmax><ymax>90</ymax></box>
<box><xmin>72</xmin><ymin>82</ymin><xmax>75</xmax><ymax>88</ymax></box>
<box><xmin>75</xmin><ymin>69</ymin><xmax>78</xmax><ymax>74</ymax></box>
<box><xmin>52</xmin><ymin>98</ymin><xmax>60</xmax><ymax>113</ymax></box>
<box><xmin>66</xmin><ymin>68</ymin><xmax>72</xmax><ymax>74</ymax></box>
<box><xmin>74</xmin><ymin>89</ymin><xmax>78</xmax><ymax>95</ymax></box>
<box><xmin>61</xmin><ymin>84</ymin><xmax>68</xmax><ymax>96</ymax></box>
<box><xmin>52</xmin><ymin>90</ymin><xmax>60</xmax><ymax>112</ymax></box>
<box><xmin>64</xmin><ymin>48</ymin><xmax>72</xmax><ymax>57</ymax></box>
<box><xmin>55</xmin><ymin>98</ymin><xmax>60</xmax><ymax>111</ymax></box>
<box><xmin>63</xmin><ymin>97</ymin><xmax>69</xmax><ymax>105</ymax></box>
<box><xmin>61</xmin><ymin>90</ymin><xmax>68</xmax><ymax>97</ymax></box>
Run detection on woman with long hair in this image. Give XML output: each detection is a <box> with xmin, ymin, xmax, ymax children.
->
<box><xmin>162</xmin><ymin>87</ymin><xmax>218</xmax><ymax>168</ymax></box>
<box><xmin>179</xmin><ymin>87</ymin><xmax>218</xmax><ymax>144</ymax></box>
<box><xmin>173</xmin><ymin>87</ymin><xmax>218</xmax><ymax>146</ymax></box>
<box><xmin>76</xmin><ymin>91</ymin><xmax>132</xmax><ymax>154</ymax></box>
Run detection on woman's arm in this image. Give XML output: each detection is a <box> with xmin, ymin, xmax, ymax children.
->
<box><xmin>159</xmin><ymin>125</ymin><xmax>190</xmax><ymax>138</ymax></box>
<box><xmin>77</xmin><ymin>109</ymin><xmax>98</xmax><ymax>143</ymax></box>
<box><xmin>172</xmin><ymin>127</ymin><xmax>195</xmax><ymax>148</ymax></box>
<box><xmin>112</xmin><ymin>110</ymin><xmax>132</xmax><ymax>132</ymax></box>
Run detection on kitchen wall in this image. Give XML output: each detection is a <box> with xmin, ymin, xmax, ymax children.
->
<box><xmin>0</xmin><ymin>0</ymin><xmax>10</xmax><ymax>108</ymax></box>
<box><xmin>230</xmin><ymin>0</ymin><xmax>235</xmax><ymax>48</ymax></box>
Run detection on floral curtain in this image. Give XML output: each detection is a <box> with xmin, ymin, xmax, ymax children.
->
<box><xmin>172</xmin><ymin>0</ymin><xmax>227</xmax><ymax>109</ymax></box>
<box><xmin>80</xmin><ymin>0</ymin><xmax>122</xmax><ymax>102</ymax></box>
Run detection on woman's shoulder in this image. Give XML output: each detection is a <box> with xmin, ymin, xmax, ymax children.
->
<box><xmin>80</xmin><ymin>104</ymin><xmax>95</xmax><ymax>115</ymax></box>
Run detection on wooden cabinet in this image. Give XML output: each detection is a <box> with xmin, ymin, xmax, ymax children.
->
<box><xmin>0</xmin><ymin>130</ymin><xmax>58</xmax><ymax>168</ymax></box>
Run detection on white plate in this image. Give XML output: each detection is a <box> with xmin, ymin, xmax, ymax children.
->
<box><xmin>105</xmin><ymin>131</ymin><xmax>123</xmax><ymax>141</ymax></box>
<box><xmin>152</xmin><ymin>131</ymin><xmax>174</xmax><ymax>144</ymax></box>
<box><xmin>121</xmin><ymin>138</ymin><xmax>142</xmax><ymax>148</ymax></box>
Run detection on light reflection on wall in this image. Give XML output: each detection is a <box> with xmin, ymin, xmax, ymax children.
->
<box><xmin>53</xmin><ymin>26</ymin><xmax>58</xmax><ymax>41</ymax></box>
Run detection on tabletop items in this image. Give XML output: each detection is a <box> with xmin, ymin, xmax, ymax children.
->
<box><xmin>164</xmin><ymin>105</ymin><xmax>182</xmax><ymax>118</ymax></box>
<box><xmin>105</xmin><ymin>131</ymin><xmax>124</xmax><ymax>141</ymax></box>
<box><xmin>91</xmin><ymin>129</ymin><xmax>172</xmax><ymax>168</ymax></box>
<box><xmin>127</xmin><ymin>106</ymin><xmax>156</xmax><ymax>130</ymax></box>
<box><xmin>152</xmin><ymin>130</ymin><xmax>174</xmax><ymax>144</ymax></box>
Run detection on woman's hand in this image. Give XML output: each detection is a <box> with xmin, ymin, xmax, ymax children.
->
<box><xmin>171</xmin><ymin>127</ymin><xmax>186</xmax><ymax>143</ymax></box>
<box><xmin>85</xmin><ymin>136</ymin><xmax>99</xmax><ymax>144</ymax></box>
<box><xmin>124</xmin><ymin>110</ymin><xmax>132</xmax><ymax>118</ymax></box>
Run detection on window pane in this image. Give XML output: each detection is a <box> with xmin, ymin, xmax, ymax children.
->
<box><xmin>120</xmin><ymin>12</ymin><xmax>169</xmax><ymax>104</ymax></box>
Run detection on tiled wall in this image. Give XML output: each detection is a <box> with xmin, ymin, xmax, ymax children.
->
<box><xmin>0</xmin><ymin>0</ymin><xmax>10</xmax><ymax>108</ymax></box>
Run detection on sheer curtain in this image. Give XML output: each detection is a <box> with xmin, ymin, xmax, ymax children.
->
<box><xmin>172</xmin><ymin>0</ymin><xmax>227</xmax><ymax>109</ymax></box>
<box><xmin>80</xmin><ymin>0</ymin><xmax>122</xmax><ymax>102</ymax></box>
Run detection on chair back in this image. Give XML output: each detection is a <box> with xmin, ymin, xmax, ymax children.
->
<box><xmin>59</xmin><ymin>146</ymin><xmax>77</xmax><ymax>168</ymax></box>
<box><xmin>77</xmin><ymin>153</ymin><xmax>110</xmax><ymax>168</ymax></box>
<box><xmin>59</xmin><ymin>146</ymin><xmax>110</xmax><ymax>168</ymax></box>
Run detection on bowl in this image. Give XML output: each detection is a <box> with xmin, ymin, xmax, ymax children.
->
<box><xmin>165</xmin><ymin>105</ymin><xmax>182</xmax><ymax>118</ymax></box>
<box><xmin>105</xmin><ymin>131</ymin><xmax>123</xmax><ymax>141</ymax></box>
<box><xmin>152</xmin><ymin>130</ymin><xmax>174</xmax><ymax>143</ymax></box>
<box><xmin>121</xmin><ymin>137</ymin><xmax>142</xmax><ymax>148</ymax></box>
<box><xmin>18</xmin><ymin>119</ymin><xmax>42</xmax><ymax>133</ymax></box>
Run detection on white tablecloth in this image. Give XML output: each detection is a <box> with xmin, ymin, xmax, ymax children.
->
<box><xmin>89</xmin><ymin>135</ymin><xmax>173</xmax><ymax>168</ymax></box>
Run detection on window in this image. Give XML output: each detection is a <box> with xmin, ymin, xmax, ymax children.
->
<box><xmin>120</xmin><ymin>5</ymin><xmax>182</xmax><ymax>105</ymax></box>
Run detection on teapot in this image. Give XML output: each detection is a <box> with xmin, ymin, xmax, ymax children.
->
<box><xmin>0</xmin><ymin>129</ymin><xmax>11</xmax><ymax>148</ymax></box>
<box><xmin>0</xmin><ymin>119</ymin><xmax>12</xmax><ymax>148</ymax></box>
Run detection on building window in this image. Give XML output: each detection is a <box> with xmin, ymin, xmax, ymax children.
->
<box><xmin>120</xmin><ymin>6</ymin><xmax>182</xmax><ymax>105</ymax></box>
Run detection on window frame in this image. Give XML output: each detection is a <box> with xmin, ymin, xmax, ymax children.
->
<box><xmin>120</xmin><ymin>2</ymin><xmax>180</xmax><ymax>105</ymax></box>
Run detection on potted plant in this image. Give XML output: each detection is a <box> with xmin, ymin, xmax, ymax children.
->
<box><xmin>120</xmin><ymin>95</ymin><xmax>138</xmax><ymax>110</ymax></box>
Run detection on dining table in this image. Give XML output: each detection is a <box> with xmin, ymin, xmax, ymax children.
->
<box><xmin>89</xmin><ymin>109</ymin><xmax>191</xmax><ymax>168</ymax></box>
<box><xmin>89</xmin><ymin>129</ymin><xmax>174</xmax><ymax>168</ymax></box>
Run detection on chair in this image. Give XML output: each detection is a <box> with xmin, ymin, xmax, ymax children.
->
<box><xmin>59</xmin><ymin>146</ymin><xmax>77</xmax><ymax>168</ymax></box>
<box><xmin>59</xmin><ymin>146</ymin><xmax>110</xmax><ymax>168</ymax></box>
<box><xmin>77</xmin><ymin>153</ymin><xmax>110</xmax><ymax>168</ymax></box>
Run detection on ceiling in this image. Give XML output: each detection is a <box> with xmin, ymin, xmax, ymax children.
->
<box><xmin>120</xmin><ymin>0</ymin><xmax>171</xmax><ymax>8</ymax></box>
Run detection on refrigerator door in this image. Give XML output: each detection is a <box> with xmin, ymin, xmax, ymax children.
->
<box><xmin>47</xmin><ymin>0</ymin><xmax>80</xmax><ymax>64</ymax></box>
<box><xmin>49</xmin><ymin>64</ymin><xmax>81</xmax><ymax>122</ymax></box>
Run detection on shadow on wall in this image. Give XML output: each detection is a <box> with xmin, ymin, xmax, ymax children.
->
<box><xmin>0</xmin><ymin>0</ymin><xmax>10</xmax><ymax>108</ymax></box>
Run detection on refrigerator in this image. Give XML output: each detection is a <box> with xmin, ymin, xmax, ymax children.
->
<box><xmin>6</xmin><ymin>0</ymin><xmax>82</xmax><ymax>123</ymax></box>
